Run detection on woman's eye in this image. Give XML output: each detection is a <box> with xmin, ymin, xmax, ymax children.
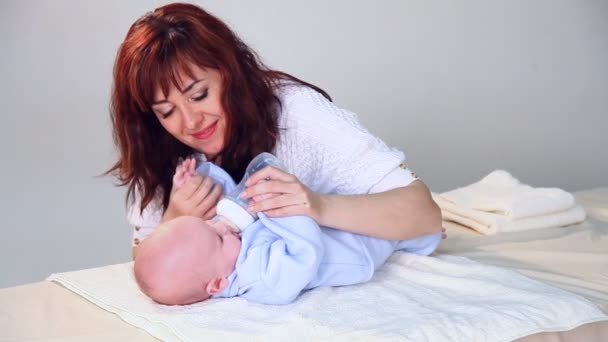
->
<box><xmin>191</xmin><ymin>89</ymin><xmax>208</xmax><ymax>101</ymax></box>
<box><xmin>161</xmin><ymin>108</ymin><xmax>175</xmax><ymax>118</ymax></box>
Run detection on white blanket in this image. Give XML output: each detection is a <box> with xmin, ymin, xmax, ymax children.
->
<box><xmin>434</xmin><ymin>170</ymin><xmax>586</xmax><ymax>234</ymax></box>
<box><xmin>48</xmin><ymin>253</ymin><xmax>607</xmax><ymax>342</ymax></box>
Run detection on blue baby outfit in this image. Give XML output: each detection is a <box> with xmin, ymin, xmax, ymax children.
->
<box><xmin>199</xmin><ymin>162</ymin><xmax>441</xmax><ymax>304</ymax></box>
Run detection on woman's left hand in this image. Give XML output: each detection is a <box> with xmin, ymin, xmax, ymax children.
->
<box><xmin>240</xmin><ymin>166</ymin><xmax>324</xmax><ymax>221</ymax></box>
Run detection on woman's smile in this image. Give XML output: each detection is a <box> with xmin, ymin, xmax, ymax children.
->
<box><xmin>192</xmin><ymin>121</ymin><xmax>218</xmax><ymax>140</ymax></box>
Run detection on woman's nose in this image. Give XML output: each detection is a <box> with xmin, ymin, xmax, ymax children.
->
<box><xmin>181</xmin><ymin>105</ymin><xmax>204</xmax><ymax>130</ymax></box>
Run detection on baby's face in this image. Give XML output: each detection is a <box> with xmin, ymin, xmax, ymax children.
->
<box><xmin>134</xmin><ymin>216</ymin><xmax>241</xmax><ymax>305</ymax></box>
<box><xmin>199</xmin><ymin>219</ymin><xmax>242</xmax><ymax>266</ymax></box>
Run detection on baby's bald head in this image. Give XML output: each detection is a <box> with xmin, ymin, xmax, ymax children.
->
<box><xmin>135</xmin><ymin>217</ymin><xmax>216</xmax><ymax>304</ymax></box>
<box><xmin>134</xmin><ymin>216</ymin><xmax>241</xmax><ymax>305</ymax></box>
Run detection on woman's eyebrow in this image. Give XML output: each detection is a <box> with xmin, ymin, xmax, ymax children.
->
<box><xmin>151</xmin><ymin>79</ymin><xmax>206</xmax><ymax>105</ymax></box>
<box><xmin>151</xmin><ymin>99</ymin><xmax>169</xmax><ymax>105</ymax></box>
<box><xmin>180</xmin><ymin>79</ymin><xmax>205</xmax><ymax>93</ymax></box>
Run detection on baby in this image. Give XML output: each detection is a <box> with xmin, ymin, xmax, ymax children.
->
<box><xmin>134</xmin><ymin>157</ymin><xmax>443</xmax><ymax>305</ymax></box>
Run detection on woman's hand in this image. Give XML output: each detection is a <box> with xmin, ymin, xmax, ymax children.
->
<box><xmin>240</xmin><ymin>166</ymin><xmax>325</xmax><ymax>222</ymax></box>
<box><xmin>162</xmin><ymin>158</ymin><xmax>223</xmax><ymax>222</ymax></box>
<box><xmin>163</xmin><ymin>175</ymin><xmax>223</xmax><ymax>222</ymax></box>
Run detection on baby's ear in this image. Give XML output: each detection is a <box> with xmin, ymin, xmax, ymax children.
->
<box><xmin>206</xmin><ymin>277</ymin><xmax>228</xmax><ymax>295</ymax></box>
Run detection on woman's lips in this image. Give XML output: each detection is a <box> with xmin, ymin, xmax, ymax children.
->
<box><xmin>192</xmin><ymin>121</ymin><xmax>218</xmax><ymax>140</ymax></box>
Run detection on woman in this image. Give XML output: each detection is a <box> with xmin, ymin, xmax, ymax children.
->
<box><xmin>106</xmin><ymin>3</ymin><xmax>442</xmax><ymax>258</ymax></box>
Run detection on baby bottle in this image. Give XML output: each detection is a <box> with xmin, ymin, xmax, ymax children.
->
<box><xmin>216</xmin><ymin>152</ymin><xmax>286</xmax><ymax>232</ymax></box>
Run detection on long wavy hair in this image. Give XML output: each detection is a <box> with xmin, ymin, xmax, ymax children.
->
<box><xmin>106</xmin><ymin>2</ymin><xmax>330</xmax><ymax>213</ymax></box>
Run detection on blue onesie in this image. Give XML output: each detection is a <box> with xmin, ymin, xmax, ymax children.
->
<box><xmin>201</xmin><ymin>162</ymin><xmax>442</xmax><ymax>305</ymax></box>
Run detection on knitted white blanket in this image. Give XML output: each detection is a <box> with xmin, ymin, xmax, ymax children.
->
<box><xmin>48</xmin><ymin>253</ymin><xmax>607</xmax><ymax>342</ymax></box>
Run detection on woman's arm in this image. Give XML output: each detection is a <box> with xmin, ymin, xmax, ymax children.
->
<box><xmin>240</xmin><ymin>86</ymin><xmax>444</xmax><ymax>240</ymax></box>
<box><xmin>316</xmin><ymin>180</ymin><xmax>442</xmax><ymax>240</ymax></box>
<box><xmin>242</xmin><ymin>169</ymin><xmax>442</xmax><ymax>240</ymax></box>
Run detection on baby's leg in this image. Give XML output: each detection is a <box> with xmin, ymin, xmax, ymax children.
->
<box><xmin>172</xmin><ymin>157</ymin><xmax>197</xmax><ymax>189</ymax></box>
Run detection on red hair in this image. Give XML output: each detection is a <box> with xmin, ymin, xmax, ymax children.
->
<box><xmin>106</xmin><ymin>3</ymin><xmax>330</xmax><ymax>213</ymax></box>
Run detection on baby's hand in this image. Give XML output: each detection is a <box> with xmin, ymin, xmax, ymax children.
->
<box><xmin>172</xmin><ymin>157</ymin><xmax>197</xmax><ymax>190</ymax></box>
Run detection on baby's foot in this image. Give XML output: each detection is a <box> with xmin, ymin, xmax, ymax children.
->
<box><xmin>172</xmin><ymin>157</ymin><xmax>197</xmax><ymax>189</ymax></box>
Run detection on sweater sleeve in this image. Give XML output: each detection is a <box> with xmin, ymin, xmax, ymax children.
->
<box><xmin>275</xmin><ymin>85</ymin><xmax>412</xmax><ymax>195</ymax></box>
<box><xmin>127</xmin><ymin>189</ymin><xmax>163</xmax><ymax>247</ymax></box>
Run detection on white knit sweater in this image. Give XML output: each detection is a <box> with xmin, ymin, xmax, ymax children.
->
<box><xmin>129</xmin><ymin>84</ymin><xmax>416</xmax><ymax>245</ymax></box>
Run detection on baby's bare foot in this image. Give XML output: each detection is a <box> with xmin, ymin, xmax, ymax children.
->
<box><xmin>173</xmin><ymin>157</ymin><xmax>197</xmax><ymax>189</ymax></box>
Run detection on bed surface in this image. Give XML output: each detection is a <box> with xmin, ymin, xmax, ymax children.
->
<box><xmin>1</xmin><ymin>188</ymin><xmax>607</xmax><ymax>341</ymax></box>
<box><xmin>437</xmin><ymin>188</ymin><xmax>608</xmax><ymax>308</ymax></box>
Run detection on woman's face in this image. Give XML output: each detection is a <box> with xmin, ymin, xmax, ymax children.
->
<box><xmin>151</xmin><ymin>65</ymin><xmax>227</xmax><ymax>160</ymax></box>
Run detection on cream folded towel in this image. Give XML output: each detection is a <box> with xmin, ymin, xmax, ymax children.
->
<box><xmin>435</xmin><ymin>170</ymin><xmax>586</xmax><ymax>235</ymax></box>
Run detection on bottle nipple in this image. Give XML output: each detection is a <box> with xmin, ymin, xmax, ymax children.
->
<box><xmin>218</xmin><ymin>215</ymin><xmax>240</xmax><ymax>233</ymax></box>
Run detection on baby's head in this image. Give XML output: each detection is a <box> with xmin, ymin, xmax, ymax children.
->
<box><xmin>134</xmin><ymin>216</ymin><xmax>241</xmax><ymax>305</ymax></box>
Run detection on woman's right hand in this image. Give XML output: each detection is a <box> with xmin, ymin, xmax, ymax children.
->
<box><xmin>162</xmin><ymin>174</ymin><xmax>223</xmax><ymax>222</ymax></box>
